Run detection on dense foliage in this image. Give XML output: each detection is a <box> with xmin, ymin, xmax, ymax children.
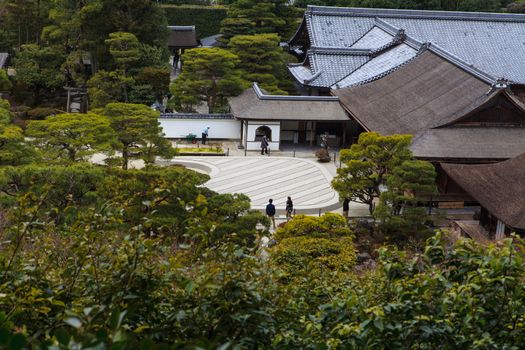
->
<box><xmin>163</xmin><ymin>5</ymin><xmax>228</xmax><ymax>38</ymax></box>
<box><xmin>1</xmin><ymin>2</ymin><xmax>523</xmax><ymax>349</ymax></box>
<box><xmin>219</xmin><ymin>0</ymin><xmax>299</xmax><ymax>44</ymax></box>
<box><xmin>228</xmin><ymin>33</ymin><xmax>296</xmax><ymax>94</ymax></box>
<box><xmin>2</xmin><ymin>188</ymin><xmax>525</xmax><ymax>350</ymax></box>
<box><xmin>2</xmin><ymin>0</ymin><xmax>169</xmax><ymax>109</ymax></box>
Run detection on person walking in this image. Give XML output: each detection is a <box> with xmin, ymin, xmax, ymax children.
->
<box><xmin>202</xmin><ymin>126</ymin><xmax>210</xmax><ymax>145</ymax></box>
<box><xmin>266</xmin><ymin>198</ymin><xmax>276</xmax><ymax>229</ymax></box>
<box><xmin>343</xmin><ymin>198</ymin><xmax>350</xmax><ymax>219</ymax></box>
<box><xmin>286</xmin><ymin>196</ymin><xmax>293</xmax><ymax>221</ymax></box>
<box><xmin>261</xmin><ymin>135</ymin><xmax>269</xmax><ymax>155</ymax></box>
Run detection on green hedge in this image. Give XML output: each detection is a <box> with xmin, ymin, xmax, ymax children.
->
<box><xmin>163</xmin><ymin>5</ymin><xmax>228</xmax><ymax>38</ymax></box>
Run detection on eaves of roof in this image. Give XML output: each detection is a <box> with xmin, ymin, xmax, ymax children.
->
<box><xmin>306</xmin><ymin>5</ymin><xmax>525</xmax><ymax>23</ymax></box>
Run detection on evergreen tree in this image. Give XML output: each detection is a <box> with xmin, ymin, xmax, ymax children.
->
<box><xmin>26</xmin><ymin>113</ymin><xmax>116</xmax><ymax>163</ymax></box>
<box><xmin>219</xmin><ymin>0</ymin><xmax>298</xmax><ymax>44</ymax></box>
<box><xmin>13</xmin><ymin>44</ymin><xmax>65</xmax><ymax>104</ymax></box>
<box><xmin>374</xmin><ymin>159</ymin><xmax>437</xmax><ymax>242</ymax></box>
<box><xmin>101</xmin><ymin>103</ymin><xmax>175</xmax><ymax>169</ymax></box>
<box><xmin>228</xmin><ymin>33</ymin><xmax>292</xmax><ymax>94</ymax></box>
<box><xmin>332</xmin><ymin>132</ymin><xmax>412</xmax><ymax>214</ymax></box>
<box><xmin>170</xmin><ymin>48</ymin><xmax>245</xmax><ymax>113</ymax></box>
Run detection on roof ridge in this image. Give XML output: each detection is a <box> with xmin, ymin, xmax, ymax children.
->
<box><xmin>423</xmin><ymin>43</ymin><xmax>498</xmax><ymax>84</ymax></box>
<box><xmin>252</xmin><ymin>82</ymin><xmax>339</xmax><ymax>101</ymax></box>
<box><xmin>333</xmin><ymin>48</ymin><xmax>420</xmax><ymax>89</ymax></box>
<box><xmin>306</xmin><ymin>5</ymin><xmax>525</xmax><ymax>23</ymax></box>
<box><xmin>167</xmin><ymin>25</ymin><xmax>195</xmax><ymax>30</ymax></box>
<box><xmin>374</xmin><ymin>19</ymin><xmax>423</xmax><ymax>49</ymax></box>
<box><xmin>369</xmin><ymin>31</ymin><xmax>405</xmax><ymax>57</ymax></box>
<box><xmin>310</xmin><ymin>46</ymin><xmax>371</xmax><ymax>55</ymax></box>
<box><xmin>348</xmin><ymin>24</ymin><xmax>390</xmax><ymax>48</ymax></box>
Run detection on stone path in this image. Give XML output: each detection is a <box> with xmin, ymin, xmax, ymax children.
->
<box><xmin>169</xmin><ymin>156</ymin><xmax>342</xmax><ymax>214</ymax></box>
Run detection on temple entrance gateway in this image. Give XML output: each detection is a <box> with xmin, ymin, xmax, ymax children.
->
<box><xmin>242</xmin><ymin>120</ymin><xmax>280</xmax><ymax>151</ymax></box>
<box><xmin>255</xmin><ymin>125</ymin><xmax>272</xmax><ymax>141</ymax></box>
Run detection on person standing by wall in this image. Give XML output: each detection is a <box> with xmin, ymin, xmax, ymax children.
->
<box><xmin>202</xmin><ymin>126</ymin><xmax>210</xmax><ymax>145</ymax></box>
<box><xmin>343</xmin><ymin>198</ymin><xmax>350</xmax><ymax>219</ymax></box>
<box><xmin>266</xmin><ymin>198</ymin><xmax>276</xmax><ymax>229</ymax></box>
<box><xmin>286</xmin><ymin>196</ymin><xmax>293</xmax><ymax>221</ymax></box>
<box><xmin>261</xmin><ymin>135</ymin><xmax>269</xmax><ymax>155</ymax></box>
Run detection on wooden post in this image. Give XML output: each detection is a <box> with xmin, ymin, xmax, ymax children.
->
<box><xmin>66</xmin><ymin>88</ymin><xmax>71</xmax><ymax>113</ymax></box>
<box><xmin>310</xmin><ymin>122</ymin><xmax>315</xmax><ymax>147</ymax></box>
<box><xmin>244</xmin><ymin>120</ymin><xmax>248</xmax><ymax>150</ymax></box>
<box><xmin>342</xmin><ymin>122</ymin><xmax>347</xmax><ymax>147</ymax></box>
<box><xmin>240</xmin><ymin>120</ymin><xmax>244</xmax><ymax>148</ymax></box>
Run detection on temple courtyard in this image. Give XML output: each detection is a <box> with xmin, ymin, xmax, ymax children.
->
<box><xmin>166</xmin><ymin>155</ymin><xmax>370</xmax><ymax>216</ymax></box>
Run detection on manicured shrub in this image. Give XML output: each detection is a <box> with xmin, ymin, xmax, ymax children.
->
<box><xmin>270</xmin><ymin>236</ymin><xmax>357</xmax><ymax>273</ymax></box>
<box><xmin>274</xmin><ymin>213</ymin><xmax>352</xmax><ymax>240</ymax></box>
<box><xmin>27</xmin><ymin>107</ymin><xmax>58</xmax><ymax>120</ymax></box>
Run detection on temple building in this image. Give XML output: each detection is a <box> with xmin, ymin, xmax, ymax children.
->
<box><xmin>164</xmin><ymin>6</ymin><xmax>525</xmax><ymax>164</ymax></box>
<box><xmin>288</xmin><ymin>6</ymin><xmax>525</xmax><ymax>95</ymax></box>
<box><xmin>441</xmin><ymin>154</ymin><xmax>525</xmax><ymax>240</ymax></box>
<box><xmin>333</xmin><ymin>50</ymin><xmax>525</xmax><ymax>164</ymax></box>
<box><xmin>229</xmin><ymin>83</ymin><xmax>352</xmax><ymax>150</ymax></box>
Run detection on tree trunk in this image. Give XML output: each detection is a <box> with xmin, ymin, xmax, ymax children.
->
<box><xmin>122</xmin><ymin>147</ymin><xmax>128</xmax><ymax>170</ymax></box>
<box><xmin>368</xmin><ymin>201</ymin><xmax>374</xmax><ymax>214</ymax></box>
<box><xmin>68</xmin><ymin>148</ymin><xmax>76</xmax><ymax>162</ymax></box>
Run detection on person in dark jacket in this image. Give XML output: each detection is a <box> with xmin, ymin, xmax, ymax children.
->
<box><xmin>261</xmin><ymin>135</ymin><xmax>269</xmax><ymax>155</ymax></box>
<box><xmin>343</xmin><ymin>198</ymin><xmax>350</xmax><ymax>218</ymax></box>
<box><xmin>266</xmin><ymin>198</ymin><xmax>276</xmax><ymax>229</ymax></box>
<box><xmin>285</xmin><ymin>196</ymin><xmax>293</xmax><ymax>221</ymax></box>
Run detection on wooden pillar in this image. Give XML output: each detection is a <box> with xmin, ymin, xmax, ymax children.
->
<box><xmin>310</xmin><ymin>122</ymin><xmax>315</xmax><ymax>147</ymax></box>
<box><xmin>240</xmin><ymin>120</ymin><xmax>244</xmax><ymax>147</ymax></box>
<box><xmin>342</xmin><ymin>122</ymin><xmax>347</xmax><ymax>147</ymax></box>
<box><xmin>66</xmin><ymin>88</ymin><xmax>71</xmax><ymax>113</ymax></box>
<box><xmin>244</xmin><ymin>120</ymin><xmax>248</xmax><ymax>149</ymax></box>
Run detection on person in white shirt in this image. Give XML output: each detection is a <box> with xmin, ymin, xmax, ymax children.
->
<box><xmin>202</xmin><ymin>126</ymin><xmax>210</xmax><ymax>144</ymax></box>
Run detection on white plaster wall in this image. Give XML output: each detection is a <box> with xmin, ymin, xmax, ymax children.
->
<box><xmin>246</xmin><ymin>121</ymin><xmax>280</xmax><ymax>150</ymax></box>
<box><xmin>159</xmin><ymin>119</ymin><xmax>241</xmax><ymax>139</ymax></box>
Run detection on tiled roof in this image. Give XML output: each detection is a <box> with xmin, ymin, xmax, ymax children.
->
<box><xmin>306</xmin><ymin>49</ymin><xmax>368</xmax><ymax>87</ymax></box>
<box><xmin>288</xmin><ymin>21</ymin><xmax>420</xmax><ymax>88</ymax></box>
<box><xmin>350</xmin><ymin>26</ymin><xmax>393</xmax><ymax>49</ymax></box>
<box><xmin>291</xmin><ymin>6</ymin><xmax>525</xmax><ymax>86</ymax></box>
<box><xmin>333</xmin><ymin>43</ymin><xmax>418</xmax><ymax>88</ymax></box>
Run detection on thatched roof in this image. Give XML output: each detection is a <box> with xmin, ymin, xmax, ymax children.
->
<box><xmin>333</xmin><ymin>51</ymin><xmax>493</xmax><ymax>135</ymax></box>
<box><xmin>167</xmin><ymin>26</ymin><xmax>199</xmax><ymax>48</ymax></box>
<box><xmin>411</xmin><ymin>127</ymin><xmax>525</xmax><ymax>161</ymax></box>
<box><xmin>442</xmin><ymin>154</ymin><xmax>525</xmax><ymax>229</ymax></box>
<box><xmin>229</xmin><ymin>83</ymin><xmax>349</xmax><ymax>121</ymax></box>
